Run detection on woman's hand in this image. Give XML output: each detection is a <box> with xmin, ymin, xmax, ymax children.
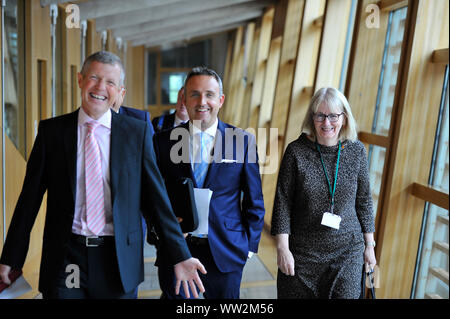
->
<box><xmin>363</xmin><ymin>233</ymin><xmax>377</xmax><ymax>272</ymax></box>
<box><xmin>277</xmin><ymin>247</ymin><xmax>295</xmax><ymax>276</ymax></box>
<box><xmin>364</xmin><ymin>246</ymin><xmax>377</xmax><ymax>272</ymax></box>
<box><xmin>276</xmin><ymin>234</ymin><xmax>295</xmax><ymax>276</ymax></box>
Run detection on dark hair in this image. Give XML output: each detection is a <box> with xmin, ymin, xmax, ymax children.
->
<box><xmin>184</xmin><ymin>66</ymin><xmax>223</xmax><ymax>95</ymax></box>
<box><xmin>80</xmin><ymin>51</ymin><xmax>125</xmax><ymax>85</ymax></box>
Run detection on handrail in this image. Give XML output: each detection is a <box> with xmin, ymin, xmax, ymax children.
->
<box><xmin>411</xmin><ymin>182</ymin><xmax>449</xmax><ymax>210</ymax></box>
<box><xmin>358</xmin><ymin>131</ymin><xmax>390</xmax><ymax>148</ymax></box>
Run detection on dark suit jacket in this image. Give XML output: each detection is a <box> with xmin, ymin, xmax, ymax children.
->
<box><xmin>0</xmin><ymin>109</ymin><xmax>190</xmax><ymax>294</ymax></box>
<box><xmin>119</xmin><ymin>105</ymin><xmax>155</xmax><ymax>136</ymax></box>
<box><xmin>153</xmin><ymin>120</ymin><xmax>265</xmax><ymax>273</ymax></box>
<box><xmin>152</xmin><ymin>112</ymin><xmax>175</xmax><ymax>133</ymax></box>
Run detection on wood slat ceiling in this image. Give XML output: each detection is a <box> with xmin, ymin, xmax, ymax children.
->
<box><xmin>41</xmin><ymin>0</ymin><xmax>276</xmax><ymax>48</ymax></box>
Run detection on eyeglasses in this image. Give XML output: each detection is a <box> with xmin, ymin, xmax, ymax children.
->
<box><xmin>313</xmin><ymin>112</ymin><xmax>344</xmax><ymax>123</ymax></box>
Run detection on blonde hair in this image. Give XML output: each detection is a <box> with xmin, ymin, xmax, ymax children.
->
<box><xmin>301</xmin><ymin>87</ymin><xmax>358</xmax><ymax>142</ymax></box>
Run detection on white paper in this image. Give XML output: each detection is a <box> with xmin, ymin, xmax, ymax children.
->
<box><xmin>190</xmin><ymin>188</ymin><xmax>213</xmax><ymax>236</ymax></box>
<box><xmin>0</xmin><ymin>275</ymin><xmax>32</xmax><ymax>299</ymax></box>
<box><xmin>221</xmin><ymin>159</ymin><xmax>237</xmax><ymax>163</ymax></box>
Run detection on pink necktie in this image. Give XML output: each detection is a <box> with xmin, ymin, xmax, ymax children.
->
<box><xmin>85</xmin><ymin>121</ymin><xmax>105</xmax><ymax>235</ymax></box>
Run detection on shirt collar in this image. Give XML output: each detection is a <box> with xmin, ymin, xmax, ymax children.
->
<box><xmin>78</xmin><ymin>107</ymin><xmax>112</xmax><ymax>129</ymax></box>
<box><xmin>190</xmin><ymin>118</ymin><xmax>218</xmax><ymax>139</ymax></box>
<box><xmin>175</xmin><ymin>115</ymin><xmax>188</xmax><ymax>126</ymax></box>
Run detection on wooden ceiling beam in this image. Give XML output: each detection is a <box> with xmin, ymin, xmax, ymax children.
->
<box><xmin>95</xmin><ymin>0</ymin><xmax>257</xmax><ymax>31</ymax></box>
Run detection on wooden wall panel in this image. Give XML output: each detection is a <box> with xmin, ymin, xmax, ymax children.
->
<box><xmin>59</xmin><ymin>5</ymin><xmax>81</xmax><ymax>114</ymax></box>
<box><xmin>248</xmin><ymin>6</ymin><xmax>275</xmax><ymax>131</ymax></box>
<box><xmin>235</xmin><ymin>22</ymin><xmax>256</xmax><ymax>129</ymax></box>
<box><xmin>125</xmin><ymin>45</ymin><xmax>146</xmax><ymax>110</ymax></box>
<box><xmin>261</xmin><ymin>0</ymin><xmax>304</xmax><ymax>227</ymax></box>
<box><xmin>285</xmin><ymin>0</ymin><xmax>326</xmax><ymax>147</ymax></box>
<box><xmin>314</xmin><ymin>0</ymin><xmax>353</xmax><ymax>91</ymax></box>
<box><xmin>223</xmin><ymin>26</ymin><xmax>244</xmax><ymax>124</ymax></box>
<box><xmin>346</xmin><ymin>0</ymin><xmax>390</xmax><ymax>133</ymax></box>
<box><xmin>86</xmin><ymin>20</ymin><xmax>102</xmax><ymax>56</ymax></box>
<box><xmin>376</xmin><ymin>0</ymin><xmax>449</xmax><ymax>298</ymax></box>
<box><xmin>25</xmin><ymin>0</ymin><xmax>52</xmax><ymax>156</ymax></box>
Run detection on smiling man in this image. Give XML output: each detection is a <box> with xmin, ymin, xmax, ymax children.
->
<box><xmin>153</xmin><ymin>66</ymin><xmax>265</xmax><ymax>299</ymax></box>
<box><xmin>0</xmin><ymin>51</ymin><xmax>206</xmax><ymax>299</ymax></box>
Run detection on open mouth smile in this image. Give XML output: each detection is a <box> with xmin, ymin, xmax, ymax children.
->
<box><xmin>89</xmin><ymin>93</ymin><xmax>107</xmax><ymax>101</ymax></box>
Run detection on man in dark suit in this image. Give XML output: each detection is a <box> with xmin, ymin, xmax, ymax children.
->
<box><xmin>154</xmin><ymin>67</ymin><xmax>265</xmax><ymax>299</ymax></box>
<box><xmin>152</xmin><ymin>87</ymin><xmax>189</xmax><ymax>133</ymax></box>
<box><xmin>0</xmin><ymin>51</ymin><xmax>205</xmax><ymax>299</ymax></box>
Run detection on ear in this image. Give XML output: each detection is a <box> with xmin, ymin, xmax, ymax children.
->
<box><xmin>77</xmin><ymin>72</ymin><xmax>83</xmax><ymax>88</ymax></box>
<box><xmin>218</xmin><ymin>94</ymin><xmax>225</xmax><ymax>108</ymax></box>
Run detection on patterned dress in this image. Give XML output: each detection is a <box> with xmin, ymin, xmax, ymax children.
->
<box><xmin>271</xmin><ymin>133</ymin><xmax>375</xmax><ymax>298</ymax></box>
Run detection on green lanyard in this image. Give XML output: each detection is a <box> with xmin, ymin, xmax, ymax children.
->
<box><xmin>315</xmin><ymin>140</ymin><xmax>341</xmax><ymax>213</ymax></box>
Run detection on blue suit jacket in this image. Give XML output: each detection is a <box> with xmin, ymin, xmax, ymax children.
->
<box><xmin>119</xmin><ymin>105</ymin><xmax>155</xmax><ymax>136</ymax></box>
<box><xmin>0</xmin><ymin>109</ymin><xmax>190</xmax><ymax>294</ymax></box>
<box><xmin>153</xmin><ymin>120</ymin><xmax>265</xmax><ymax>272</ymax></box>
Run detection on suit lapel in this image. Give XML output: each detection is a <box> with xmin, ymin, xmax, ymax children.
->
<box><xmin>203</xmin><ymin>120</ymin><xmax>226</xmax><ymax>188</ymax></box>
<box><xmin>64</xmin><ymin>110</ymin><xmax>79</xmax><ymax>202</ymax></box>
<box><xmin>110</xmin><ymin>111</ymin><xmax>127</xmax><ymax>211</ymax></box>
<box><xmin>177</xmin><ymin>122</ymin><xmax>195</xmax><ymax>182</ymax></box>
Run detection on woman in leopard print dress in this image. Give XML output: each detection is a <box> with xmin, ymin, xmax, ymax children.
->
<box><xmin>271</xmin><ymin>87</ymin><xmax>376</xmax><ymax>298</ymax></box>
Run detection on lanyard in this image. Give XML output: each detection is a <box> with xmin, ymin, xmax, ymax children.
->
<box><xmin>315</xmin><ymin>140</ymin><xmax>341</xmax><ymax>213</ymax></box>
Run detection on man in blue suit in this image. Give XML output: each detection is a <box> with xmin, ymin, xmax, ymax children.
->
<box><xmin>0</xmin><ymin>51</ymin><xmax>205</xmax><ymax>299</ymax></box>
<box><xmin>154</xmin><ymin>66</ymin><xmax>265</xmax><ymax>299</ymax></box>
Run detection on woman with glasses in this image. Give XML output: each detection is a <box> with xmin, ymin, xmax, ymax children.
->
<box><xmin>271</xmin><ymin>87</ymin><xmax>376</xmax><ymax>298</ymax></box>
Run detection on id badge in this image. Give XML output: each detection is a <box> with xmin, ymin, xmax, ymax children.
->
<box><xmin>321</xmin><ymin>212</ymin><xmax>341</xmax><ymax>230</ymax></box>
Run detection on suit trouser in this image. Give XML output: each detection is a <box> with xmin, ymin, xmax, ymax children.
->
<box><xmin>158</xmin><ymin>237</ymin><xmax>244</xmax><ymax>299</ymax></box>
<box><xmin>42</xmin><ymin>234</ymin><xmax>135</xmax><ymax>299</ymax></box>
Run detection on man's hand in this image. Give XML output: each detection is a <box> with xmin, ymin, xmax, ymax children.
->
<box><xmin>0</xmin><ymin>264</ymin><xmax>12</xmax><ymax>285</ymax></box>
<box><xmin>174</xmin><ymin>258</ymin><xmax>207</xmax><ymax>298</ymax></box>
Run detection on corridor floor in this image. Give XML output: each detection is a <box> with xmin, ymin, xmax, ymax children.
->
<box><xmin>138</xmin><ymin>229</ymin><xmax>277</xmax><ymax>299</ymax></box>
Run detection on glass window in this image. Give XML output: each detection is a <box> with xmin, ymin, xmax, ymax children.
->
<box><xmin>147</xmin><ymin>39</ymin><xmax>211</xmax><ymax>107</ymax></box>
<box><xmin>4</xmin><ymin>0</ymin><xmax>26</xmax><ymax>157</ymax></box>
<box><xmin>339</xmin><ymin>0</ymin><xmax>357</xmax><ymax>92</ymax></box>
<box><xmin>372</xmin><ymin>7</ymin><xmax>407</xmax><ymax>136</ymax></box>
<box><xmin>367</xmin><ymin>144</ymin><xmax>386</xmax><ymax>217</ymax></box>
<box><xmin>413</xmin><ymin>67</ymin><xmax>449</xmax><ymax>299</ymax></box>
<box><xmin>160</xmin><ymin>72</ymin><xmax>186</xmax><ymax>105</ymax></box>
<box><xmin>161</xmin><ymin>40</ymin><xmax>210</xmax><ymax>68</ymax></box>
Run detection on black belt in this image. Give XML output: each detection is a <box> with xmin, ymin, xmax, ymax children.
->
<box><xmin>71</xmin><ymin>234</ymin><xmax>114</xmax><ymax>247</ymax></box>
<box><xmin>186</xmin><ymin>235</ymin><xmax>208</xmax><ymax>245</ymax></box>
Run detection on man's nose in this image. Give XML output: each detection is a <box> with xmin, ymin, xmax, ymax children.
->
<box><xmin>94</xmin><ymin>78</ymin><xmax>106</xmax><ymax>90</ymax></box>
<box><xmin>199</xmin><ymin>94</ymin><xmax>208</xmax><ymax>105</ymax></box>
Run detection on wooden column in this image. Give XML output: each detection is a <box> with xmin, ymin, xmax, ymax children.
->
<box><xmin>261</xmin><ymin>0</ymin><xmax>304</xmax><ymax>227</ymax></box>
<box><xmin>314</xmin><ymin>0</ymin><xmax>353</xmax><ymax>91</ymax></box>
<box><xmin>248</xmin><ymin>6</ymin><xmax>275</xmax><ymax>131</ymax></box>
<box><xmin>284</xmin><ymin>0</ymin><xmax>326</xmax><ymax>147</ymax></box>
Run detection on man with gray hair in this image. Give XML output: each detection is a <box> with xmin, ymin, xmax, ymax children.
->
<box><xmin>0</xmin><ymin>51</ymin><xmax>206</xmax><ymax>299</ymax></box>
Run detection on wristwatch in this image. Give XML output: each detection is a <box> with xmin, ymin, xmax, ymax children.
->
<box><xmin>365</xmin><ymin>241</ymin><xmax>376</xmax><ymax>247</ymax></box>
